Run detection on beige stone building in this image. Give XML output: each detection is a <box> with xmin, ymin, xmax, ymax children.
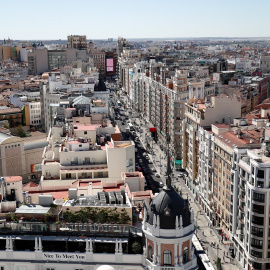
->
<box><xmin>0</xmin><ymin>132</ymin><xmax>47</xmax><ymax>182</ymax></box>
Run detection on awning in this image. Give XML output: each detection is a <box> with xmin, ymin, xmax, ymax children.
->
<box><xmin>68</xmin><ymin>237</ymin><xmax>90</xmax><ymax>242</ymax></box>
<box><xmin>94</xmin><ymin>237</ymin><xmax>128</xmax><ymax>243</ymax></box>
<box><xmin>14</xmin><ymin>235</ymin><xmax>39</xmax><ymax>241</ymax></box>
<box><xmin>42</xmin><ymin>236</ymin><xmax>69</xmax><ymax>241</ymax></box>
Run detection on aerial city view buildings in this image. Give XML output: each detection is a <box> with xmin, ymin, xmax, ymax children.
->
<box><xmin>1</xmin><ymin>0</ymin><xmax>270</xmax><ymax>270</ymax></box>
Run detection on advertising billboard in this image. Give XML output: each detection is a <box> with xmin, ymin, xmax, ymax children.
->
<box><xmin>31</xmin><ymin>164</ymin><xmax>42</xmax><ymax>173</ymax></box>
<box><xmin>106</xmin><ymin>59</ymin><xmax>114</xmax><ymax>72</ymax></box>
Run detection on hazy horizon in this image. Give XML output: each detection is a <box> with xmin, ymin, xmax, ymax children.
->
<box><xmin>1</xmin><ymin>0</ymin><xmax>270</xmax><ymax>40</ymax></box>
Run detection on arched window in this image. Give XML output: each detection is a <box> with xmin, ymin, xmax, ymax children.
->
<box><xmin>163</xmin><ymin>250</ymin><xmax>172</xmax><ymax>266</ymax></box>
<box><xmin>183</xmin><ymin>246</ymin><xmax>189</xmax><ymax>263</ymax></box>
<box><xmin>148</xmin><ymin>245</ymin><xmax>153</xmax><ymax>261</ymax></box>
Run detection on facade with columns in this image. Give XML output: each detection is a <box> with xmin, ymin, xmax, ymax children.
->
<box><xmin>0</xmin><ymin>217</ymin><xmax>198</xmax><ymax>270</ymax></box>
<box><xmin>0</xmin><ymin>232</ymin><xmax>144</xmax><ymax>270</ymax></box>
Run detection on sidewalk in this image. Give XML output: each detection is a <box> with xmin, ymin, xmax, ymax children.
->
<box><xmin>173</xmin><ymin>178</ymin><xmax>239</xmax><ymax>270</ymax></box>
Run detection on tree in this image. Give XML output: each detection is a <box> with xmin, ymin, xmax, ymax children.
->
<box><xmin>216</xmin><ymin>257</ymin><xmax>223</xmax><ymax>270</ymax></box>
<box><xmin>14</xmin><ymin>126</ymin><xmax>27</xmax><ymax>137</ymax></box>
<box><xmin>131</xmin><ymin>241</ymin><xmax>142</xmax><ymax>254</ymax></box>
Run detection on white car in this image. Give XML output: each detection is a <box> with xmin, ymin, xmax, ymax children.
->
<box><xmin>155</xmin><ymin>173</ymin><xmax>160</xmax><ymax>178</ymax></box>
<box><xmin>177</xmin><ymin>173</ymin><xmax>184</xmax><ymax>177</ymax></box>
<box><xmin>152</xmin><ymin>168</ymin><xmax>157</xmax><ymax>172</ymax></box>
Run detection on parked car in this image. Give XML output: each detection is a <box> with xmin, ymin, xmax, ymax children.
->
<box><xmin>152</xmin><ymin>167</ymin><xmax>157</xmax><ymax>172</ymax></box>
<box><xmin>155</xmin><ymin>173</ymin><xmax>160</xmax><ymax>178</ymax></box>
<box><xmin>159</xmin><ymin>181</ymin><xmax>164</xmax><ymax>187</ymax></box>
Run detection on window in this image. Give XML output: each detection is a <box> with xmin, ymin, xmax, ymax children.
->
<box><xmin>253</xmin><ymin>192</ymin><xmax>265</xmax><ymax>202</ymax></box>
<box><xmin>251</xmin><ymin>238</ymin><xmax>263</xmax><ymax>249</ymax></box>
<box><xmin>257</xmin><ymin>170</ymin><xmax>264</xmax><ymax>179</ymax></box>
<box><xmin>183</xmin><ymin>246</ymin><xmax>189</xmax><ymax>263</ymax></box>
<box><xmin>84</xmin><ymin>131</ymin><xmax>87</xmax><ymax>135</ymax></box>
<box><xmin>252</xmin><ymin>226</ymin><xmax>263</xmax><ymax>237</ymax></box>
<box><xmin>148</xmin><ymin>245</ymin><xmax>153</xmax><ymax>261</ymax></box>
<box><xmin>163</xmin><ymin>250</ymin><xmax>172</xmax><ymax>266</ymax></box>
<box><xmin>17</xmin><ymin>267</ymin><xmax>27</xmax><ymax>270</ymax></box>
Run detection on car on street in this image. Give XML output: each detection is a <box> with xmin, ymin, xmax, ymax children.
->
<box><xmin>151</xmin><ymin>167</ymin><xmax>157</xmax><ymax>172</ymax></box>
<box><xmin>155</xmin><ymin>173</ymin><xmax>160</xmax><ymax>177</ymax></box>
<box><xmin>159</xmin><ymin>181</ymin><xmax>164</xmax><ymax>187</ymax></box>
<box><xmin>148</xmin><ymin>160</ymin><xmax>153</xmax><ymax>164</ymax></box>
<box><xmin>145</xmin><ymin>155</ymin><xmax>150</xmax><ymax>160</ymax></box>
<box><xmin>177</xmin><ymin>173</ymin><xmax>184</xmax><ymax>177</ymax></box>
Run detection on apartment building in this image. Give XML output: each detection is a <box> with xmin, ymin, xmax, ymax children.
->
<box><xmin>260</xmin><ymin>55</ymin><xmax>270</xmax><ymax>73</ymax></box>
<box><xmin>92</xmin><ymin>51</ymin><xmax>106</xmax><ymax>72</ymax></box>
<box><xmin>231</xmin><ymin>141</ymin><xmax>270</xmax><ymax>270</ymax></box>
<box><xmin>67</xmin><ymin>35</ymin><xmax>87</xmax><ymax>50</ymax></box>
<box><xmin>0</xmin><ymin>107</ymin><xmax>24</xmax><ymax>128</ymax></box>
<box><xmin>24</xmin><ymin>102</ymin><xmax>41</xmax><ymax>126</ymax></box>
<box><xmin>182</xmin><ymin>96</ymin><xmax>241</xmax><ymax>183</ymax></box>
<box><xmin>0</xmin><ymin>132</ymin><xmax>47</xmax><ymax>182</ymax></box>
<box><xmin>27</xmin><ymin>46</ymin><xmax>49</xmax><ymax>75</ymax></box>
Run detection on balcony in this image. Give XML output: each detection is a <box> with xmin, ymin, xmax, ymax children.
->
<box><xmin>251</xmin><ymin>243</ymin><xmax>263</xmax><ymax>249</ymax></box>
<box><xmin>252</xmin><ymin>207</ymin><xmax>264</xmax><ymax>215</ymax></box>
<box><xmin>240</xmin><ymin>184</ymin><xmax>245</xmax><ymax>191</ymax></box>
<box><xmin>252</xmin><ymin>196</ymin><xmax>264</xmax><ymax>203</ymax></box>
<box><xmin>251</xmin><ymin>216</ymin><xmax>264</xmax><ymax>226</ymax></box>
<box><xmin>60</xmin><ymin>164</ymin><xmax>108</xmax><ymax>171</ymax></box>
<box><xmin>251</xmin><ymin>230</ymin><xmax>263</xmax><ymax>238</ymax></box>
<box><xmin>239</xmin><ymin>206</ymin><xmax>245</xmax><ymax>213</ymax></box>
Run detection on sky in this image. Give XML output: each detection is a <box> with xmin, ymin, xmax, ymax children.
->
<box><xmin>1</xmin><ymin>0</ymin><xmax>270</xmax><ymax>40</ymax></box>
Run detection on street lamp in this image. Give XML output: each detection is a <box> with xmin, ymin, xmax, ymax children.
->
<box><xmin>216</xmin><ymin>243</ymin><xmax>219</xmax><ymax>262</ymax></box>
<box><xmin>196</xmin><ymin>210</ymin><xmax>200</xmax><ymax>236</ymax></box>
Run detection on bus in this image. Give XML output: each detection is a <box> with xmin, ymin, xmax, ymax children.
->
<box><xmin>197</xmin><ymin>254</ymin><xmax>215</xmax><ymax>270</ymax></box>
<box><xmin>192</xmin><ymin>235</ymin><xmax>215</xmax><ymax>270</ymax></box>
<box><xmin>128</xmin><ymin>122</ymin><xmax>134</xmax><ymax>131</ymax></box>
<box><xmin>192</xmin><ymin>235</ymin><xmax>204</xmax><ymax>255</ymax></box>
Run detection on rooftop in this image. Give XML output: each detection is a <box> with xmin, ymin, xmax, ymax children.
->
<box><xmin>15</xmin><ymin>204</ymin><xmax>50</xmax><ymax>215</ymax></box>
<box><xmin>4</xmin><ymin>176</ymin><xmax>22</xmax><ymax>183</ymax></box>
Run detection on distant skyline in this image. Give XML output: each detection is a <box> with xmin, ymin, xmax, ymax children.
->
<box><xmin>1</xmin><ymin>0</ymin><xmax>270</xmax><ymax>40</ymax></box>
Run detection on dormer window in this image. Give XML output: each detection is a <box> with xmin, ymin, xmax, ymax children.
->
<box><xmin>164</xmin><ymin>206</ymin><xmax>171</xmax><ymax>216</ymax></box>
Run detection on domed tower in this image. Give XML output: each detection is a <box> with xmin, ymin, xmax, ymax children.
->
<box><xmin>142</xmin><ymin>140</ymin><xmax>198</xmax><ymax>269</ymax></box>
